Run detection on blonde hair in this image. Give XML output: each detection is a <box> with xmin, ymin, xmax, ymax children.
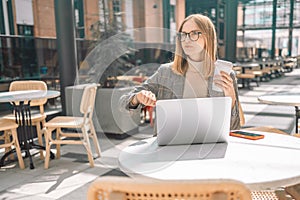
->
<box><xmin>173</xmin><ymin>14</ymin><xmax>217</xmax><ymax>78</ymax></box>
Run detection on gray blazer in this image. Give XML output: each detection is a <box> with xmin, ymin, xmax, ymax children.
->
<box><xmin>119</xmin><ymin>62</ymin><xmax>241</xmax><ymax>133</ymax></box>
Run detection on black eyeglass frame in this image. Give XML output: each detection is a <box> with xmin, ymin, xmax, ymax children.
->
<box><xmin>177</xmin><ymin>31</ymin><xmax>203</xmax><ymax>42</ymax></box>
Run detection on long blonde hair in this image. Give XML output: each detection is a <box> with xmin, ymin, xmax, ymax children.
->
<box><xmin>173</xmin><ymin>14</ymin><xmax>217</xmax><ymax>78</ymax></box>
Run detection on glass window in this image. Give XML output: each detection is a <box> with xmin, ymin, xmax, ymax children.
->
<box><xmin>276</xmin><ymin>29</ymin><xmax>289</xmax><ymax>56</ymax></box>
<box><xmin>276</xmin><ymin>0</ymin><xmax>290</xmax><ymax>27</ymax></box>
<box><xmin>113</xmin><ymin>0</ymin><xmax>121</xmax><ymax>13</ymax></box>
<box><xmin>238</xmin><ymin>0</ymin><xmax>300</xmax><ymax>56</ymax></box>
<box><xmin>244</xmin><ymin>29</ymin><xmax>272</xmax><ymax>49</ymax></box>
<box><xmin>241</xmin><ymin>0</ymin><xmax>300</xmax><ymax>28</ymax></box>
<box><xmin>294</xmin><ymin>1</ymin><xmax>300</xmax><ymax>26</ymax></box>
<box><xmin>244</xmin><ymin>0</ymin><xmax>273</xmax><ymax>28</ymax></box>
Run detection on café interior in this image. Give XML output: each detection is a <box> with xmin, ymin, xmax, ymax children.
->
<box><xmin>0</xmin><ymin>0</ymin><xmax>300</xmax><ymax>199</ymax></box>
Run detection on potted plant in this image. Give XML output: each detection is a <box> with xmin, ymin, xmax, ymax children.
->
<box><xmin>66</xmin><ymin>8</ymin><xmax>141</xmax><ymax>137</ymax></box>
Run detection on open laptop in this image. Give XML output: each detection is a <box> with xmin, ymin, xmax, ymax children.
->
<box><xmin>156</xmin><ymin>97</ymin><xmax>232</xmax><ymax>146</ymax></box>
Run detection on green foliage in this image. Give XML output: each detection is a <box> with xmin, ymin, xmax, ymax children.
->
<box><xmin>83</xmin><ymin>15</ymin><xmax>136</xmax><ymax>88</ymax></box>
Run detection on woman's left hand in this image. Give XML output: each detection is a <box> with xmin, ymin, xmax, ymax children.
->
<box><xmin>214</xmin><ymin>71</ymin><xmax>236</xmax><ymax>108</ymax></box>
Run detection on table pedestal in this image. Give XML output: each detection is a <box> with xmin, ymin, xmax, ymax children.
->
<box><xmin>296</xmin><ymin>106</ymin><xmax>299</xmax><ymax>133</ymax></box>
<box><xmin>0</xmin><ymin>101</ymin><xmax>54</xmax><ymax>169</ymax></box>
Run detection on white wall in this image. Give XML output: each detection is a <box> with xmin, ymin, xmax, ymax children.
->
<box><xmin>2</xmin><ymin>0</ymin><xmax>10</xmax><ymax>34</ymax></box>
<box><xmin>125</xmin><ymin>0</ymin><xmax>134</xmax><ymax>37</ymax></box>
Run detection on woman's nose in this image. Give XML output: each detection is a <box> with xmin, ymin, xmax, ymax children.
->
<box><xmin>185</xmin><ymin>35</ymin><xmax>192</xmax><ymax>42</ymax></box>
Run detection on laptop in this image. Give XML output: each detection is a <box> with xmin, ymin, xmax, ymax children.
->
<box><xmin>156</xmin><ymin>97</ymin><xmax>232</xmax><ymax>146</ymax></box>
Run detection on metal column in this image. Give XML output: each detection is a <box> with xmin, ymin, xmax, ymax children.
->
<box><xmin>54</xmin><ymin>0</ymin><xmax>78</xmax><ymax>115</ymax></box>
<box><xmin>225</xmin><ymin>0</ymin><xmax>238</xmax><ymax>62</ymax></box>
<box><xmin>0</xmin><ymin>0</ymin><xmax>5</xmax><ymax>34</ymax></box>
<box><xmin>271</xmin><ymin>0</ymin><xmax>277</xmax><ymax>58</ymax></box>
<box><xmin>288</xmin><ymin>0</ymin><xmax>294</xmax><ymax>57</ymax></box>
<box><xmin>163</xmin><ymin>0</ymin><xmax>170</xmax><ymax>43</ymax></box>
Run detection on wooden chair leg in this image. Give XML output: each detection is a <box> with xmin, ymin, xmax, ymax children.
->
<box><xmin>56</xmin><ymin>128</ymin><xmax>61</xmax><ymax>159</ymax></box>
<box><xmin>90</xmin><ymin>122</ymin><xmax>101</xmax><ymax>158</ymax></box>
<box><xmin>11</xmin><ymin>129</ymin><xmax>25</xmax><ymax>169</ymax></box>
<box><xmin>4</xmin><ymin>131</ymin><xmax>14</xmax><ymax>160</ymax></box>
<box><xmin>44</xmin><ymin>128</ymin><xmax>51</xmax><ymax>169</ymax></box>
<box><xmin>36</xmin><ymin>122</ymin><xmax>44</xmax><ymax>159</ymax></box>
<box><xmin>82</xmin><ymin>127</ymin><xmax>94</xmax><ymax>167</ymax></box>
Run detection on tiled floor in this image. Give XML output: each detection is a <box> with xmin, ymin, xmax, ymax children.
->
<box><xmin>1</xmin><ymin>68</ymin><xmax>300</xmax><ymax>199</ymax></box>
<box><xmin>0</xmin><ymin>124</ymin><xmax>153</xmax><ymax>200</ymax></box>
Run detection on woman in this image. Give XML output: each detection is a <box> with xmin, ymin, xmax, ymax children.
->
<box><xmin>120</xmin><ymin>14</ymin><xmax>241</xmax><ymax>132</ymax></box>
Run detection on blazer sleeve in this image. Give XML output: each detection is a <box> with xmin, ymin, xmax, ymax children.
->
<box><xmin>119</xmin><ymin>65</ymin><xmax>164</xmax><ymax>112</ymax></box>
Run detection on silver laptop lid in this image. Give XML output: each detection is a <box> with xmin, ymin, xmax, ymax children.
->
<box><xmin>156</xmin><ymin>97</ymin><xmax>232</xmax><ymax>146</ymax></box>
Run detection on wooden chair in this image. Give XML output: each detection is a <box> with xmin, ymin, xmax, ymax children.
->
<box><xmin>285</xmin><ymin>182</ymin><xmax>300</xmax><ymax>199</ymax></box>
<box><xmin>4</xmin><ymin>80</ymin><xmax>48</xmax><ymax>159</ymax></box>
<box><xmin>87</xmin><ymin>176</ymin><xmax>252</xmax><ymax>200</ymax></box>
<box><xmin>43</xmin><ymin>84</ymin><xmax>101</xmax><ymax>169</ymax></box>
<box><xmin>251</xmin><ymin>189</ymin><xmax>288</xmax><ymax>200</ymax></box>
<box><xmin>0</xmin><ymin>119</ymin><xmax>25</xmax><ymax>169</ymax></box>
<box><xmin>252</xmin><ymin>182</ymin><xmax>300</xmax><ymax>200</ymax></box>
<box><xmin>238</xmin><ymin>102</ymin><xmax>290</xmax><ymax>135</ymax></box>
<box><xmin>294</xmin><ymin>133</ymin><xmax>300</xmax><ymax>138</ymax></box>
<box><xmin>241</xmin><ymin>126</ymin><xmax>289</xmax><ymax>135</ymax></box>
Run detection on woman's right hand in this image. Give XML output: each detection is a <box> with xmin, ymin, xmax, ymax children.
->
<box><xmin>132</xmin><ymin>90</ymin><xmax>156</xmax><ymax>107</ymax></box>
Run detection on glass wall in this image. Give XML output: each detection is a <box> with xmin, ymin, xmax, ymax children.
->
<box><xmin>244</xmin><ymin>0</ymin><xmax>273</xmax><ymax>28</ymax></box>
<box><xmin>238</xmin><ymin>0</ymin><xmax>300</xmax><ymax>57</ymax></box>
<box><xmin>0</xmin><ymin>36</ymin><xmax>92</xmax><ymax>91</ymax></box>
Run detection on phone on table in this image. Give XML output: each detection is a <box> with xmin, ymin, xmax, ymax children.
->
<box><xmin>230</xmin><ymin>131</ymin><xmax>264</xmax><ymax>140</ymax></box>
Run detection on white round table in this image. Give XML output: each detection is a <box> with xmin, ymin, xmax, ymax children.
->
<box><xmin>0</xmin><ymin>90</ymin><xmax>60</xmax><ymax>102</ymax></box>
<box><xmin>258</xmin><ymin>94</ymin><xmax>300</xmax><ymax>133</ymax></box>
<box><xmin>119</xmin><ymin>132</ymin><xmax>300</xmax><ymax>190</ymax></box>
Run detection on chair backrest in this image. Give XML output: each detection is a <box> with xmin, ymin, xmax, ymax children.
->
<box><xmin>80</xmin><ymin>84</ymin><xmax>98</xmax><ymax>118</ymax></box>
<box><xmin>87</xmin><ymin>176</ymin><xmax>252</xmax><ymax>200</ymax></box>
<box><xmin>9</xmin><ymin>80</ymin><xmax>48</xmax><ymax>108</ymax></box>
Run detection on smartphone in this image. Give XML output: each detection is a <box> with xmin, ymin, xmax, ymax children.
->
<box><xmin>230</xmin><ymin>131</ymin><xmax>264</xmax><ymax>140</ymax></box>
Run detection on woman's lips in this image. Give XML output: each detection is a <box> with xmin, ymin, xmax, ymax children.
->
<box><xmin>184</xmin><ymin>45</ymin><xmax>193</xmax><ymax>49</ymax></box>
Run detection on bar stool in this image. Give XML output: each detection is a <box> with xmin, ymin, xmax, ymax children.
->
<box><xmin>0</xmin><ymin>119</ymin><xmax>25</xmax><ymax>169</ymax></box>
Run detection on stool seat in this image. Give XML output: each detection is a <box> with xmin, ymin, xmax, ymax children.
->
<box><xmin>0</xmin><ymin>119</ymin><xmax>25</xmax><ymax>169</ymax></box>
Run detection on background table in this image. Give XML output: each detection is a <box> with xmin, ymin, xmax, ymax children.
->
<box><xmin>0</xmin><ymin>90</ymin><xmax>60</xmax><ymax>103</ymax></box>
<box><xmin>258</xmin><ymin>94</ymin><xmax>300</xmax><ymax>133</ymax></box>
<box><xmin>234</xmin><ymin>62</ymin><xmax>260</xmax><ymax>73</ymax></box>
<box><xmin>119</xmin><ymin>132</ymin><xmax>300</xmax><ymax>190</ymax></box>
<box><xmin>233</xmin><ymin>62</ymin><xmax>260</xmax><ymax>89</ymax></box>
<box><xmin>0</xmin><ymin>90</ymin><xmax>60</xmax><ymax>169</ymax></box>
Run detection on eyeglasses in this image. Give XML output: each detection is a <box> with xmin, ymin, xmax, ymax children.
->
<box><xmin>177</xmin><ymin>31</ymin><xmax>203</xmax><ymax>42</ymax></box>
